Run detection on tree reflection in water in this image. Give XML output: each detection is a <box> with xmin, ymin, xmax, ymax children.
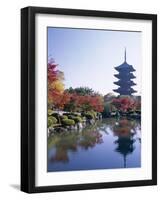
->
<box><xmin>48</xmin><ymin>118</ymin><xmax>141</xmax><ymax>168</ymax></box>
<box><xmin>48</xmin><ymin>121</ymin><xmax>107</xmax><ymax>163</ymax></box>
<box><xmin>49</xmin><ymin>134</ymin><xmax>79</xmax><ymax>163</ymax></box>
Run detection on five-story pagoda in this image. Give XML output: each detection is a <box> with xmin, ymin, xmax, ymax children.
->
<box><xmin>113</xmin><ymin>49</ymin><xmax>137</xmax><ymax>96</ymax></box>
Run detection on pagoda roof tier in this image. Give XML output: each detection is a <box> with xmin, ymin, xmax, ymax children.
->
<box><xmin>115</xmin><ymin>62</ymin><xmax>135</xmax><ymax>72</ymax></box>
<box><xmin>114</xmin><ymin>73</ymin><xmax>136</xmax><ymax>79</ymax></box>
<box><xmin>114</xmin><ymin>80</ymin><xmax>136</xmax><ymax>86</ymax></box>
<box><xmin>113</xmin><ymin>88</ymin><xmax>137</xmax><ymax>95</ymax></box>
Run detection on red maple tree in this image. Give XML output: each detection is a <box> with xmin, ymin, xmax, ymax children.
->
<box><xmin>112</xmin><ymin>97</ymin><xmax>136</xmax><ymax>112</ymax></box>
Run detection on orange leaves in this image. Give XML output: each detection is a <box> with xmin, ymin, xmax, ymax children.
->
<box><xmin>50</xmin><ymin>80</ymin><xmax>65</xmax><ymax>93</ymax></box>
<box><xmin>48</xmin><ymin>89</ymin><xmax>71</xmax><ymax>110</ymax></box>
<box><xmin>48</xmin><ymin>58</ymin><xmax>66</xmax><ymax>109</ymax></box>
<box><xmin>64</xmin><ymin>93</ymin><xmax>104</xmax><ymax>112</ymax></box>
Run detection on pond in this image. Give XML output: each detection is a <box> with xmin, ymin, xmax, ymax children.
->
<box><xmin>48</xmin><ymin>118</ymin><xmax>141</xmax><ymax>172</ymax></box>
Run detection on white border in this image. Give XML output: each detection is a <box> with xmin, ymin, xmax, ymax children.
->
<box><xmin>35</xmin><ymin>14</ymin><xmax>152</xmax><ymax>186</ymax></box>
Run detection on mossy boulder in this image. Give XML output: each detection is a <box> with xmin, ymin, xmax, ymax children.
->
<box><xmin>62</xmin><ymin>119</ymin><xmax>75</xmax><ymax>126</ymax></box>
<box><xmin>83</xmin><ymin>111</ymin><xmax>97</xmax><ymax>120</ymax></box>
<box><xmin>48</xmin><ymin>116</ymin><xmax>57</xmax><ymax>128</ymax></box>
<box><xmin>84</xmin><ymin>113</ymin><xmax>94</xmax><ymax>120</ymax></box>
<box><xmin>48</xmin><ymin>109</ymin><xmax>53</xmax><ymax>116</ymax></box>
<box><xmin>60</xmin><ymin>115</ymin><xmax>68</xmax><ymax>120</ymax></box>
<box><xmin>90</xmin><ymin>111</ymin><xmax>97</xmax><ymax>119</ymax></box>
<box><xmin>69</xmin><ymin>116</ymin><xmax>83</xmax><ymax>123</ymax></box>
<box><xmin>51</xmin><ymin>113</ymin><xmax>61</xmax><ymax>123</ymax></box>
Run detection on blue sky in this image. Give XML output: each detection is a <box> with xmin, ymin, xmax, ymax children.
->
<box><xmin>48</xmin><ymin>27</ymin><xmax>142</xmax><ymax>95</ymax></box>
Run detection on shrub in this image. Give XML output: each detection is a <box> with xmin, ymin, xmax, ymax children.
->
<box><xmin>83</xmin><ymin>111</ymin><xmax>97</xmax><ymax>120</ymax></box>
<box><xmin>84</xmin><ymin>113</ymin><xmax>94</xmax><ymax>120</ymax></box>
<box><xmin>62</xmin><ymin>119</ymin><xmax>75</xmax><ymax>126</ymax></box>
<box><xmin>51</xmin><ymin>113</ymin><xmax>61</xmax><ymax>121</ymax></box>
<box><xmin>48</xmin><ymin>116</ymin><xmax>57</xmax><ymax>127</ymax></box>
<box><xmin>71</xmin><ymin>116</ymin><xmax>83</xmax><ymax>123</ymax></box>
<box><xmin>60</xmin><ymin>115</ymin><xmax>68</xmax><ymax>120</ymax></box>
<box><xmin>89</xmin><ymin>111</ymin><xmax>97</xmax><ymax>119</ymax></box>
<box><xmin>48</xmin><ymin>109</ymin><xmax>53</xmax><ymax>116</ymax></box>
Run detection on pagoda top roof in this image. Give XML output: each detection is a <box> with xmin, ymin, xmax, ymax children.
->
<box><xmin>115</xmin><ymin>48</ymin><xmax>136</xmax><ymax>72</ymax></box>
<box><xmin>115</xmin><ymin>62</ymin><xmax>135</xmax><ymax>71</ymax></box>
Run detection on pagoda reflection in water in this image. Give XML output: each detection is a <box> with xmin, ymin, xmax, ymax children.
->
<box><xmin>112</xmin><ymin>119</ymin><xmax>137</xmax><ymax>168</ymax></box>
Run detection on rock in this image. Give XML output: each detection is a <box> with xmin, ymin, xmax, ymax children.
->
<box><xmin>47</xmin><ymin>128</ymin><xmax>50</xmax><ymax>137</ymax></box>
<box><xmin>77</xmin><ymin>122</ymin><xmax>83</xmax><ymax>129</ymax></box>
<box><xmin>89</xmin><ymin>119</ymin><xmax>95</xmax><ymax>124</ymax></box>
<box><xmin>48</xmin><ymin>127</ymin><xmax>55</xmax><ymax>137</ymax></box>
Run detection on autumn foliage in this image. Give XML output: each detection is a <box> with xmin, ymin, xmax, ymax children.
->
<box><xmin>48</xmin><ymin>58</ymin><xmax>66</xmax><ymax>107</ymax></box>
<box><xmin>48</xmin><ymin>59</ymin><xmax>104</xmax><ymax>112</ymax></box>
<box><xmin>111</xmin><ymin>96</ymin><xmax>140</xmax><ymax>112</ymax></box>
<box><xmin>64</xmin><ymin>93</ymin><xmax>104</xmax><ymax>112</ymax></box>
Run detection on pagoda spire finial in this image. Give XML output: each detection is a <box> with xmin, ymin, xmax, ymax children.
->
<box><xmin>124</xmin><ymin>47</ymin><xmax>126</xmax><ymax>62</ymax></box>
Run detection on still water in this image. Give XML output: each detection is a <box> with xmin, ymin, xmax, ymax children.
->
<box><xmin>48</xmin><ymin>118</ymin><xmax>141</xmax><ymax>172</ymax></box>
